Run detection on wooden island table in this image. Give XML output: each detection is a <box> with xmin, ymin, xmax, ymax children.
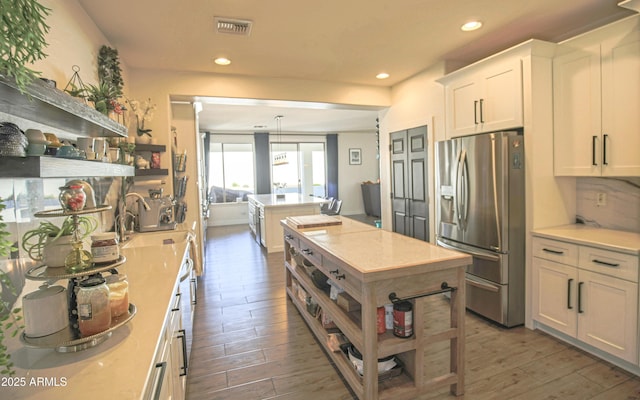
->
<box><xmin>281</xmin><ymin>216</ymin><xmax>472</xmax><ymax>400</ymax></box>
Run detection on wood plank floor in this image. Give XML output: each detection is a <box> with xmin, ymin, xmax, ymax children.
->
<box><xmin>186</xmin><ymin>224</ymin><xmax>640</xmax><ymax>399</ymax></box>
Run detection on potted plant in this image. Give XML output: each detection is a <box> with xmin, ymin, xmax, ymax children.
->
<box><xmin>97</xmin><ymin>45</ymin><xmax>124</xmax><ymax>98</ymax></box>
<box><xmin>0</xmin><ymin>0</ymin><xmax>51</xmax><ymax>94</ymax></box>
<box><xmin>85</xmin><ymin>82</ymin><xmax>122</xmax><ymax>116</ymax></box>
<box><xmin>0</xmin><ymin>197</ymin><xmax>22</xmax><ymax>376</ymax></box>
<box><xmin>21</xmin><ymin>216</ymin><xmax>97</xmax><ymax>268</ymax></box>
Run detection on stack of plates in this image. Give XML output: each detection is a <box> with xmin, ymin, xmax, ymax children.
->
<box><xmin>0</xmin><ymin>122</ymin><xmax>28</xmax><ymax>157</ymax></box>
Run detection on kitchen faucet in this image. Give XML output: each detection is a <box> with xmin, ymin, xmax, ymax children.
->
<box><xmin>117</xmin><ymin>192</ymin><xmax>151</xmax><ymax>242</ymax></box>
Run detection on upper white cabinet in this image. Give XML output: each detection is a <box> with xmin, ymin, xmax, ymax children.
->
<box><xmin>444</xmin><ymin>58</ymin><xmax>523</xmax><ymax>137</ymax></box>
<box><xmin>554</xmin><ymin>16</ymin><xmax>640</xmax><ymax>176</ymax></box>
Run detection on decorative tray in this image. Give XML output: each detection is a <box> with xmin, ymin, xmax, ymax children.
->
<box><xmin>33</xmin><ymin>204</ymin><xmax>112</xmax><ymax>218</ymax></box>
<box><xmin>21</xmin><ymin>303</ymin><xmax>137</xmax><ymax>353</ymax></box>
<box><xmin>25</xmin><ymin>255</ymin><xmax>127</xmax><ymax>281</ymax></box>
<box><xmin>20</xmin><ymin>303</ymin><xmax>138</xmax><ymax>353</ymax></box>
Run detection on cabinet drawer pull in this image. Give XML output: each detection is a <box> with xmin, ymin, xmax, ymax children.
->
<box><xmin>285</xmin><ymin>234</ymin><xmax>293</xmax><ymax>240</ymax></box>
<box><xmin>578</xmin><ymin>282</ymin><xmax>584</xmax><ymax>314</ymax></box>
<box><xmin>171</xmin><ymin>292</ymin><xmax>181</xmax><ymax>312</ymax></box>
<box><xmin>335</xmin><ymin>274</ymin><xmax>346</xmax><ymax>280</ymax></box>
<box><xmin>153</xmin><ymin>361</ymin><xmax>167</xmax><ymax>400</ymax></box>
<box><xmin>567</xmin><ymin>278</ymin><xmax>573</xmax><ymax>310</ymax></box>
<box><xmin>178</xmin><ymin>329</ymin><xmax>188</xmax><ymax>376</ymax></box>
<box><xmin>329</xmin><ymin>269</ymin><xmax>339</xmax><ymax>275</ymax></box>
<box><xmin>191</xmin><ymin>278</ymin><xmax>197</xmax><ymax>305</ymax></box>
<box><xmin>592</xmin><ymin>259</ymin><xmax>620</xmax><ymax>267</ymax></box>
<box><xmin>301</xmin><ymin>248</ymin><xmax>313</xmax><ymax>255</ymax></box>
<box><xmin>542</xmin><ymin>248</ymin><xmax>564</xmax><ymax>255</ymax></box>
<box><xmin>473</xmin><ymin>100</ymin><xmax>478</xmax><ymax>124</ymax></box>
<box><xmin>603</xmin><ymin>134</ymin><xmax>608</xmax><ymax>165</ymax></box>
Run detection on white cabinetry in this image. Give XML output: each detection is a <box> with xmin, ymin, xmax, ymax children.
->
<box><xmin>440</xmin><ymin>54</ymin><xmax>524</xmax><ymax>137</ymax></box>
<box><xmin>145</xmin><ymin>256</ymin><xmax>192</xmax><ymax>400</ymax></box>
<box><xmin>532</xmin><ymin>236</ymin><xmax>639</xmax><ymax>364</ymax></box>
<box><xmin>553</xmin><ymin>16</ymin><xmax>640</xmax><ymax>176</ymax></box>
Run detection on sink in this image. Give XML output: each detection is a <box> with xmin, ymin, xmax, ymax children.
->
<box><xmin>122</xmin><ymin>230</ymin><xmax>191</xmax><ymax>249</ymax></box>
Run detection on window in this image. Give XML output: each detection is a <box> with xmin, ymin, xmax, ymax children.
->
<box><xmin>271</xmin><ymin>142</ymin><xmax>325</xmax><ymax>197</ymax></box>
<box><xmin>209</xmin><ymin>143</ymin><xmax>255</xmax><ymax>203</ymax></box>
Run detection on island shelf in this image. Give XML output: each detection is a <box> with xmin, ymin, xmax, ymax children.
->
<box><xmin>281</xmin><ymin>216</ymin><xmax>471</xmax><ymax>400</ymax></box>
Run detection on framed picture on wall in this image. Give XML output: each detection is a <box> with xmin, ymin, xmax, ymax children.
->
<box><xmin>349</xmin><ymin>148</ymin><xmax>362</xmax><ymax>165</ymax></box>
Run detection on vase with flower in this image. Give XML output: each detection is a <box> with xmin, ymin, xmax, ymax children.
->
<box><xmin>127</xmin><ymin>98</ymin><xmax>157</xmax><ymax>144</ymax></box>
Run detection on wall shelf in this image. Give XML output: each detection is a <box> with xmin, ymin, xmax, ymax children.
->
<box><xmin>0</xmin><ymin>75</ymin><xmax>127</xmax><ymax>138</ymax></box>
<box><xmin>135</xmin><ymin>168</ymin><xmax>169</xmax><ymax>177</ymax></box>
<box><xmin>0</xmin><ymin>156</ymin><xmax>134</xmax><ymax>178</ymax></box>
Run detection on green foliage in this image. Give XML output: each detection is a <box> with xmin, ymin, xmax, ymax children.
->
<box><xmin>0</xmin><ymin>0</ymin><xmax>51</xmax><ymax>93</ymax></box>
<box><xmin>21</xmin><ymin>216</ymin><xmax>97</xmax><ymax>261</ymax></box>
<box><xmin>85</xmin><ymin>82</ymin><xmax>119</xmax><ymax>115</ymax></box>
<box><xmin>97</xmin><ymin>45</ymin><xmax>124</xmax><ymax>98</ymax></box>
<box><xmin>0</xmin><ymin>198</ymin><xmax>23</xmax><ymax>376</ymax></box>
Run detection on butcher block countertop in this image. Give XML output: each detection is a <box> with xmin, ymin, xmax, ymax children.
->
<box><xmin>282</xmin><ymin>216</ymin><xmax>472</xmax><ymax>282</ymax></box>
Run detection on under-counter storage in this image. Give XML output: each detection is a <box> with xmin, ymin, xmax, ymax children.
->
<box><xmin>281</xmin><ymin>218</ymin><xmax>470</xmax><ymax>400</ymax></box>
<box><xmin>532</xmin><ymin>235</ymin><xmax>639</xmax><ymax>364</ymax></box>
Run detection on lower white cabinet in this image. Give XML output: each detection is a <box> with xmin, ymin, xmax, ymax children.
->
<box><xmin>532</xmin><ymin>236</ymin><xmax>639</xmax><ymax>364</ymax></box>
<box><xmin>145</xmin><ymin>281</ymin><xmax>189</xmax><ymax>400</ymax></box>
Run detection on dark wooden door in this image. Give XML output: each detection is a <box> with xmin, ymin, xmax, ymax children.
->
<box><xmin>390</xmin><ymin>126</ymin><xmax>428</xmax><ymax>241</ymax></box>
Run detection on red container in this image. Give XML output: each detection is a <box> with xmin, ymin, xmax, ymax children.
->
<box><xmin>393</xmin><ymin>301</ymin><xmax>413</xmax><ymax>338</ymax></box>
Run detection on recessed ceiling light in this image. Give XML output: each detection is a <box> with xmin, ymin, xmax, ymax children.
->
<box><xmin>461</xmin><ymin>21</ymin><xmax>483</xmax><ymax>31</ymax></box>
<box><xmin>214</xmin><ymin>57</ymin><xmax>231</xmax><ymax>66</ymax></box>
<box><xmin>376</xmin><ymin>72</ymin><xmax>390</xmax><ymax>80</ymax></box>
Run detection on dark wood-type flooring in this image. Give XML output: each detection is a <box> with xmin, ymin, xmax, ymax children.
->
<box><xmin>186</xmin><ymin>224</ymin><xmax>640</xmax><ymax>399</ymax></box>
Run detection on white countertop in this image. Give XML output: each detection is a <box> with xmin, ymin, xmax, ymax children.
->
<box><xmin>248</xmin><ymin>193</ymin><xmax>327</xmax><ymax>207</ymax></box>
<box><xmin>532</xmin><ymin>224</ymin><xmax>640</xmax><ymax>255</ymax></box>
<box><xmin>3</xmin><ymin>231</ymin><xmax>191</xmax><ymax>399</ymax></box>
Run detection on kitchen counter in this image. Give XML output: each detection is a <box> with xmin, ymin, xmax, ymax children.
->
<box><xmin>247</xmin><ymin>193</ymin><xmax>327</xmax><ymax>208</ymax></box>
<box><xmin>3</xmin><ymin>231</ymin><xmax>191</xmax><ymax>399</ymax></box>
<box><xmin>532</xmin><ymin>224</ymin><xmax>640</xmax><ymax>255</ymax></box>
<box><xmin>281</xmin><ymin>216</ymin><xmax>472</xmax><ymax>399</ymax></box>
<box><xmin>248</xmin><ymin>194</ymin><xmax>327</xmax><ymax>253</ymax></box>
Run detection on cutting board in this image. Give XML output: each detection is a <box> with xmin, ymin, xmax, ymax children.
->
<box><xmin>287</xmin><ymin>214</ymin><xmax>343</xmax><ymax>228</ymax></box>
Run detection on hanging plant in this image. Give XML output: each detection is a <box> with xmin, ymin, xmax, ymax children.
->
<box><xmin>0</xmin><ymin>0</ymin><xmax>51</xmax><ymax>93</ymax></box>
<box><xmin>0</xmin><ymin>197</ymin><xmax>23</xmax><ymax>376</ymax></box>
<box><xmin>97</xmin><ymin>45</ymin><xmax>124</xmax><ymax>98</ymax></box>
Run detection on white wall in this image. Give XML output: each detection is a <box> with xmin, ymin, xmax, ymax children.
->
<box><xmin>337</xmin><ymin>131</ymin><xmax>379</xmax><ymax>215</ymax></box>
<box><xmin>377</xmin><ymin>63</ymin><xmax>447</xmax><ymax>239</ymax></box>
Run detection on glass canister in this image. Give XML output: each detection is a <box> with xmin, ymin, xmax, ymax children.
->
<box><xmin>105</xmin><ymin>274</ymin><xmax>129</xmax><ymax>318</ymax></box>
<box><xmin>59</xmin><ymin>184</ymin><xmax>86</xmax><ymax>211</ymax></box>
<box><xmin>91</xmin><ymin>232</ymin><xmax>120</xmax><ymax>264</ymax></box>
<box><xmin>77</xmin><ymin>275</ymin><xmax>111</xmax><ymax>336</ymax></box>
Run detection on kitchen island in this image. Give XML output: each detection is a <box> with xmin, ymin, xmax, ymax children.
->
<box><xmin>3</xmin><ymin>230</ymin><xmax>194</xmax><ymax>400</ymax></box>
<box><xmin>248</xmin><ymin>193</ymin><xmax>327</xmax><ymax>253</ymax></box>
<box><xmin>281</xmin><ymin>216</ymin><xmax>472</xmax><ymax>400</ymax></box>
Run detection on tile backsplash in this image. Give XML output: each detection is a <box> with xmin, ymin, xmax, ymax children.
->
<box><xmin>576</xmin><ymin>177</ymin><xmax>640</xmax><ymax>233</ymax></box>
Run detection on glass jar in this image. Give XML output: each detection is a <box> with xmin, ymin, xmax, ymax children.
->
<box><xmin>105</xmin><ymin>274</ymin><xmax>129</xmax><ymax>318</ymax></box>
<box><xmin>77</xmin><ymin>275</ymin><xmax>111</xmax><ymax>336</ymax></box>
<box><xmin>59</xmin><ymin>184</ymin><xmax>86</xmax><ymax>211</ymax></box>
<box><xmin>91</xmin><ymin>232</ymin><xmax>120</xmax><ymax>264</ymax></box>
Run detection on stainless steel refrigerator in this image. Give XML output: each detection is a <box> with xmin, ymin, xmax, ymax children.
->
<box><xmin>435</xmin><ymin>131</ymin><xmax>525</xmax><ymax>327</ymax></box>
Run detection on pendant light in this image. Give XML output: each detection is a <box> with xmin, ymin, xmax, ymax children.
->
<box><xmin>273</xmin><ymin>115</ymin><xmax>288</xmax><ymax>165</ymax></box>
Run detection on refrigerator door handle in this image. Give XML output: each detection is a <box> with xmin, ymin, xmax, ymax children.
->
<box><xmin>455</xmin><ymin>149</ymin><xmax>469</xmax><ymax>231</ymax></box>
<box><xmin>455</xmin><ymin>149</ymin><xmax>464</xmax><ymax>229</ymax></box>
<box><xmin>436</xmin><ymin>238</ymin><xmax>501</xmax><ymax>262</ymax></box>
<box><xmin>490</xmin><ymin>136</ymin><xmax>502</xmax><ymax>250</ymax></box>
<box><xmin>467</xmin><ymin>276</ymin><xmax>500</xmax><ymax>293</ymax></box>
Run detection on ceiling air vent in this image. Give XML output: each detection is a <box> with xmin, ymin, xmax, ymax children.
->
<box><xmin>214</xmin><ymin>17</ymin><xmax>253</xmax><ymax>36</ymax></box>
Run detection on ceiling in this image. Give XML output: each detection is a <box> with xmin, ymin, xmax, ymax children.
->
<box><xmin>78</xmin><ymin>0</ymin><xmax>635</xmax><ymax>134</ymax></box>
